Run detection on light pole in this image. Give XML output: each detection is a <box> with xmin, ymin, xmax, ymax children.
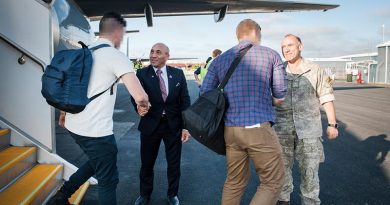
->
<box><xmin>127</xmin><ymin>36</ymin><xmax>130</xmax><ymax>57</ymax></box>
<box><xmin>124</xmin><ymin>30</ymin><xmax>139</xmax><ymax>57</ymax></box>
<box><xmin>382</xmin><ymin>24</ymin><xmax>385</xmax><ymax>43</ymax></box>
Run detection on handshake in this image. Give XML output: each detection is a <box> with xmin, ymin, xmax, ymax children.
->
<box><xmin>137</xmin><ymin>102</ymin><xmax>151</xmax><ymax>117</ymax></box>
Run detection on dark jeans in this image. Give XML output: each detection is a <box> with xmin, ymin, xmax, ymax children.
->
<box><xmin>60</xmin><ymin>132</ymin><xmax>119</xmax><ymax>205</ymax></box>
<box><xmin>139</xmin><ymin>117</ymin><xmax>182</xmax><ymax>198</ymax></box>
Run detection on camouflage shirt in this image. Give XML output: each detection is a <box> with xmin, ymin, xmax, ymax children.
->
<box><xmin>274</xmin><ymin>58</ymin><xmax>335</xmax><ymax>139</ymax></box>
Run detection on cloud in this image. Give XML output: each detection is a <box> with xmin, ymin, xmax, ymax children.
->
<box><xmin>259</xmin><ymin>24</ymin><xmax>348</xmax><ymax>57</ymax></box>
<box><xmin>246</xmin><ymin>13</ymin><xmax>291</xmax><ymax>26</ymax></box>
<box><xmin>370</xmin><ymin>5</ymin><xmax>390</xmax><ymax>19</ymax></box>
<box><xmin>120</xmin><ymin>2</ymin><xmax>389</xmax><ymax>61</ymax></box>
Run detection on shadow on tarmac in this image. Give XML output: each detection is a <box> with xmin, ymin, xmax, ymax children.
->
<box><xmin>334</xmin><ymin>86</ymin><xmax>385</xmax><ymax>91</ymax></box>
<box><xmin>317</xmin><ymin>113</ymin><xmax>390</xmax><ymax>205</ymax></box>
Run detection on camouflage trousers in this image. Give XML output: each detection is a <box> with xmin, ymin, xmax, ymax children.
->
<box><xmin>278</xmin><ymin>134</ymin><xmax>325</xmax><ymax>205</ymax></box>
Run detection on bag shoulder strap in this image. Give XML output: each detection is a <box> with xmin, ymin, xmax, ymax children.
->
<box><xmin>86</xmin><ymin>42</ymin><xmax>116</xmax><ymax>101</ymax></box>
<box><xmin>89</xmin><ymin>43</ymin><xmax>111</xmax><ymax>51</ymax></box>
<box><xmin>218</xmin><ymin>44</ymin><xmax>253</xmax><ymax>90</ymax></box>
<box><xmin>89</xmin><ymin>78</ymin><xmax>119</xmax><ymax>101</ymax></box>
<box><xmin>77</xmin><ymin>40</ymin><xmax>111</xmax><ymax>51</ymax></box>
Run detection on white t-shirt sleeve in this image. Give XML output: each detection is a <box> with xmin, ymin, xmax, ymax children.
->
<box><xmin>111</xmin><ymin>49</ymin><xmax>135</xmax><ymax>78</ymax></box>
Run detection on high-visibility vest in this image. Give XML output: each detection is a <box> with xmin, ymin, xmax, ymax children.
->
<box><xmin>200</xmin><ymin>58</ymin><xmax>214</xmax><ymax>83</ymax></box>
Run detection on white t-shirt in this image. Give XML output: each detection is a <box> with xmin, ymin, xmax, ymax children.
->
<box><xmin>65</xmin><ymin>38</ymin><xmax>134</xmax><ymax>137</ymax></box>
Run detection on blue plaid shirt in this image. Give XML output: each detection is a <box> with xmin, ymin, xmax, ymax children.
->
<box><xmin>201</xmin><ymin>41</ymin><xmax>287</xmax><ymax>126</ymax></box>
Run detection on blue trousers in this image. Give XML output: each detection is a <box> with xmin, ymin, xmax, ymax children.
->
<box><xmin>60</xmin><ymin>132</ymin><xmax>119</xmax><ymax>204</ymax></box>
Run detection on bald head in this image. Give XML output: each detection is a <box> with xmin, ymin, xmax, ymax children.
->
<box><xmin>152</xmin><ymin>43</ymin><xmax>170</xmax><ymax>54</ymax></box>
<box><xmin>150</xmin><ymin>43</ymin><xmax>170</xmax><ymax>68</ymax></box>
<box><xmin>236</xmin><ymin>19</ymin><xmax>261</xmax><ymax>44</ymax></box>
<box><xmin>284</xmin><ymin>34</ymin><xmax>302</xmax><ymax>44</ymax></box>
<box><xmin>281</xmin><ymin>34</ymin><xmax>304</xmax><ymax>63</ymax></box>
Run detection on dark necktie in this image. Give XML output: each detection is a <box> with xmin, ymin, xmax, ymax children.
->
<box><xmin>156</xmin><ymin>69</ymin><xmax>167</xmax><ymax>101</ymax></box>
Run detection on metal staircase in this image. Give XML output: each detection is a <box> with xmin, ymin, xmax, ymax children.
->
<box><xmin>0</xmin><ymin>128</ymin><xmax>89</xmax><ymax>205</ymax></box>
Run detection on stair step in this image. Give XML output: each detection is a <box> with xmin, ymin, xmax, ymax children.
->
<box><xmin>0</xmin><ymin>164</ymin><xmax>63</xmax><ymax>205</ymax></box>
<box><xmin>0</xmin><ymin>128</ymin><xmax>10</xmax><ymax>150</ymax></box>
<box><xmin>0</xmin><ymin>128</ymin><xmax>10</xmax><ymax>136</ymax></box>
<box><xmin>0</xmin><ymin>147</ymin><xmax>36</xmax><ymax>190</ymax></box>
<box><xmin>69</xmin><ymin>181</ymin><xmax>90</xmax><ymax>205</ymax></box>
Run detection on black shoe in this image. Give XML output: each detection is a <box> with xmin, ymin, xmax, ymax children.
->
<box><xmin>167</xmin><ymin>196</ymin><xmax>179</xmax><ymax>205</ymax></box>
<box><xmin>134</xmin><ymin>196</ymin><xmax>150</xmax><ymax>205</ymax></box>
<box><xmin>46</xmin><ymin>191</ymin><xmax>70</xmax><ymax>205</ymax></box>
<box><xmin>276</xmin><ymin>201</ymin><xmax>290</xmax><ymax>205</ymax></box>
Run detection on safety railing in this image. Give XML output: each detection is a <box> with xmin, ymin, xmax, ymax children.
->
<box><xmin>0</xmin><ymin>33</ymin><xmax>46</xmax><ymax>72</ymax></box>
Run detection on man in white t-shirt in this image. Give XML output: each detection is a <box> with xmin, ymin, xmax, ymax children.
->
<box><xmin>47</xmin><ymin>12</ymin><xmax>149</xmax><ymax>205</ymax></box>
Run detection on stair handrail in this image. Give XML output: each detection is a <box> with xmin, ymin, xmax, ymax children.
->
<box><xmin>0</xmin><ymin>33</ymin><xmax>46</xmax><ymax>72</ymax></box>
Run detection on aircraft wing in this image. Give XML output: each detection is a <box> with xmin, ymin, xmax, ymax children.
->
<box><xmin>74</xmin><ymin>0</ymin><xmax>339</xmax><ymax>21</ymax></box>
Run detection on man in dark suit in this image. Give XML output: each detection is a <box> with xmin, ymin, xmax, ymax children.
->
<box><xmin>133</xmin><ymin>43</ymin><xmax>191</xmax><ymax>205</ymax></box>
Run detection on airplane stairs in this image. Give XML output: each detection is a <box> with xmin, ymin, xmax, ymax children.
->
<box><xmin>0</xmin><ymin>128</ymin><xmax>89</xmax><ymax>205</ymax></box>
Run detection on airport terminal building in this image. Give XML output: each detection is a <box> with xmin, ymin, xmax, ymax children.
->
<box><xmin>309</xmin><ymin>41</ymin><xmax>390</xmax><ymax>84</ymax></box>
<box><xmin>377</xmin><ymin>41</ymin><xmax>390</xmax><ymax>84</ymax></box>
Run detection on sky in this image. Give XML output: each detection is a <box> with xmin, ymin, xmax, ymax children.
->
<box><xmin>91</xmin><ymin>0</ymin><xmax>390</xmax><ymax>63</ymax></box>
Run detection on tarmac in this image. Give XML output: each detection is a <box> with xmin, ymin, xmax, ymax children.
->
<box><xmin>56</xmin><ymin>71</ymin><xmax>390</xmax><ymax>205</ymax></box>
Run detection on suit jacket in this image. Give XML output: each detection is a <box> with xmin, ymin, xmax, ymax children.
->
<box><xmin>133</xmin><ymin>65</ymin><xmax>191</xmax><ymax>136</ymax></box>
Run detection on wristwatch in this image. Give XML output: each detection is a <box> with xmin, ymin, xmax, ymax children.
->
<box><xmin>328</xmin><ymin>123</ymin><xmax>338</xmax><ymax>128</ymax></box>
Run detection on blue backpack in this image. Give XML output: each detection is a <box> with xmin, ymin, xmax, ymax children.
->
<box><xmin>41</xmin><ymin>41</ymin><xmax>114</xmax><ymax>114</ymax></box>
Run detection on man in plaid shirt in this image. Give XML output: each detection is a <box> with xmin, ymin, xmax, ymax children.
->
<box><xmin>201</xmin><ymin>19</ymin><xmax>287</xmax><ymax>205</ymax></box>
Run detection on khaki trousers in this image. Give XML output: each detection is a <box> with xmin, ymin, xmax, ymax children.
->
<box><xmin>221</xmin><ymin>123</ymin><xmax>285</xmax><ymax>205</ymax></box>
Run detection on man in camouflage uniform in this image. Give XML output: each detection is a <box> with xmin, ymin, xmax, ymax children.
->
<box><xmin>274</xmin><ymin>34</ymin><xmax>339</xmax><ymax>205</ymax></box>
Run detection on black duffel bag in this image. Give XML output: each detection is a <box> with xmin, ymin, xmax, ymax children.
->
<box><xmin>182</xmin><ymin>89</ymin><xmax>227</xmax><ymax>155</ymax></box>
<box><xmin>182</xmin><ymin>44</ymin><xmax>252</xmax><ymax>155</ymax></box>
